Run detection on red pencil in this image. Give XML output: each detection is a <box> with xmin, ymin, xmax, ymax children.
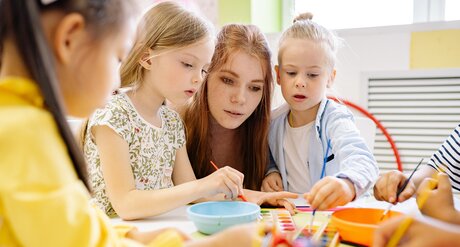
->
<box><xmin>210</xmin><ymin>160</ymin><xmax>248</xmax><ymax>202</ymax></box>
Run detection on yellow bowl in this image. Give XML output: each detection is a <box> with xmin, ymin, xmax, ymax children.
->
<box><xmin>330</xmin><ymin>208</ymin><xmax>403</xmax><ymax>246</ymax></box>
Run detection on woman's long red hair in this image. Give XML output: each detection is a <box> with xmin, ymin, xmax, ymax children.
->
<box><xmin>182</xmin><ymin>24</ymin><xmax>273</xmax><ymax>190</ymax></box>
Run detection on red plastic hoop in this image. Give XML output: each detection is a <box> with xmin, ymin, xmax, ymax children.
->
<box><xmin>328</xmin><ymin>96</ymin><xmax>403</xmax><ymax>171</ymax></box>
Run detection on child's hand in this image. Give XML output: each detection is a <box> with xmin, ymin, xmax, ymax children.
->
<box><xmin>304</xmin><ymin>176</ymin><xmax>355</xmax><ymax>210</ymax></box>
<box><xmin>373</xmin><ymin>215</ymin><xmax>460</xmax><ymax>247</ymax></box>
<box><xmin>200</xmin><ymin>166</ymin><xmax>244</xmax><ymax>199</ymax></box>
<box><xmin>417</xmin><ymin>173</ymin><xmax>460</xmax><ymax>224</ymax></box>
<box><xmin>373</xmin><ymin>170</ymin><xmax>416</xmax><ymax>204</ymax></box>
<box><xmin>261</xmin><ymin>172</ymin><xmax>283</xmax><ymax>192</ymax></box>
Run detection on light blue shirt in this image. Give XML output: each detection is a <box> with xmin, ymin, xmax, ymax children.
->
<box><xmin>268</xmin><ymin>98</ymin><xmax>378</xmax><ymax>197</ymax></box>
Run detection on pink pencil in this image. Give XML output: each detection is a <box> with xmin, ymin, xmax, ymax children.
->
<box><xmin>210</xmin><ymin>160</ymin><xmax>248</xmax><ymax>202</ymax></box>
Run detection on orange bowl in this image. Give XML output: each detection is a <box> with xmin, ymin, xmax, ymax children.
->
<box><xmin>330</xmin><ymin>208</ymin><xmax>403</xmax><ymax>246</ymax></box>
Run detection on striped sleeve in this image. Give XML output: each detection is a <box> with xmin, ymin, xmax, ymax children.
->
<box><xmin>427</xmin><ymin>124</ymin><xmax>460</xmax><ymax>192</ymax></box>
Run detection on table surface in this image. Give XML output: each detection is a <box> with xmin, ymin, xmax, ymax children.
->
<box><xmin>111</xmin><ymin>195</ymin><xmax>460</xmax><ymax>235</ymax></box>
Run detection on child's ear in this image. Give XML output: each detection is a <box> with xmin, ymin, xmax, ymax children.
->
<box><xmin>327</xmin><ymin>69</ymin><xmax>336</xmax><ymax>88</ymax></box>
<box><xmin>54</xmin><ymin>13</ymin><xmax>85</xmax><ymax>64</ymax></box>
<box><xmin>139</xmin><ymin>49</ymin><xmax>153</xmax><ymax>69</ymax></box>
<box><xmin>274</xmin><ymin>65</ymin><xmax>281</xmax><ymax>85</ymax></box>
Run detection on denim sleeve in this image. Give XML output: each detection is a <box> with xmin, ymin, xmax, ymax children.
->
<box><xmin>327</xmin><ymin>111</ymin><xmax>379</xmax><ymax>198</ymax></box>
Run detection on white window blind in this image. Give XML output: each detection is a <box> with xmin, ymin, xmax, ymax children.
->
<box><xmin>363</xmin><ymin>70</ymin><xmax>460</xmax><ymax>174</ymax></box>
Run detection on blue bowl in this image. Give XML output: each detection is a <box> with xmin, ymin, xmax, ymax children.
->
<box><xmin>187</xmin><ymin>201</ymin><xmax>260</xmax><ymax>235</ymax></box>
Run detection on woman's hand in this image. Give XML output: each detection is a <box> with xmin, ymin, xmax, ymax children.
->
<box><xmin>373</xmin><ymin>170</ymin><xmax>416</xmax><ymax>204</ymax></box>
<box><xmin>244</xmin><ymin>190</ymin><xmax>298</xmax><ymax>214</ymax></box>
<box><xmin>305</xmin><ymin>176</ymin><xmax>355</xmax><ymax>210</ymax></box>
<box><xmin>261</xmin><ymin>172</ymin><xmax>284</xmax><ymax>192</ymax></box>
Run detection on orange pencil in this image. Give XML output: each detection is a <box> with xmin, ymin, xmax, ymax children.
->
<box><xmin>210</xmin><ymin>160</ymin><xmax>248</xmax><ymax>202</ymax></box>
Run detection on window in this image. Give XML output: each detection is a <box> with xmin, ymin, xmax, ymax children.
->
<box><xmin>294</xmin><ymin>0</ymin><xmax>460</xmax><ymax>30</ymax></box>
<box><xmin>445</xmin><ymin>0</ymin><xmax>460</xmax><ymax>21</ymax></box>
<box><xmin>294</xmin><ymin>0</ymin><xmax>413</xmax><ymax>29</ymax></box>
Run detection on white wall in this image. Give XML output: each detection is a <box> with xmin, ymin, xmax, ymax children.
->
<box><xmin>266</xmin><ymin>20</ymin><xmax>460</xmax><ymax>110</ymax></box>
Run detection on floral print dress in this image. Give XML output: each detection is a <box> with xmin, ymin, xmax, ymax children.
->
<box><xmin>84</xmin><ymin>92</ymin><xmax>185</xmax><ymax>217</ymax></box>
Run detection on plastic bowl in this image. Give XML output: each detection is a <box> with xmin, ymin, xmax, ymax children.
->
<box><xmin>187</xmin><ymin>201</ymin><xmax>260</xmax><ymax>235</ymax></box>
<box><xmin>330</xmin><ymin>208</ymin><xmax>403</xmax><ymax>246</ymax></box>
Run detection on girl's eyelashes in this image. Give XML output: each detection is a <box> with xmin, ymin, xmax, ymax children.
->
<box><xmin>286</xmin><ymin>71</ymin><xmax>297</xmax><ymax>76</ymax></box>
<box><xmin>307</xmin><ymin>73</ymin><xmax>319</xmax><ymax>78</ymax></box>
<box><xmin>201</xmin><ymin>69</ymin><xmax>208</xmax><ymax>76</ymax></box>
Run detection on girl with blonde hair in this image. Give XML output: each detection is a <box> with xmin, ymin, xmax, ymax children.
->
<box><xmin>82</xmin><ymin>1</ymin><xmax>245</xmax><ymax>220</ymax></box>
<box><xmin>262</xmin><ymin>13</ymin><xmax>378</xmax><ymax>210</ymax></box>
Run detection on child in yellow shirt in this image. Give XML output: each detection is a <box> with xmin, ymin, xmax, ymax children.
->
<box><xmin>0</xmin><ymin>0</ymin><xmax>268</xmax><ymax>246</ymax></box>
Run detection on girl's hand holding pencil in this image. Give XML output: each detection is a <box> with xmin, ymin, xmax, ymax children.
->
<box><xmin>209</xmin><ymin>161</ymin><xmax>247</xmax><ymax>201</ymax></box>
<box><xmin>209</xmin><ymin>161</ymin><xmax>298</xmax><ymax>213</ymax></box>
<box><xmin>201</xmin><ymin>163</ymin><xmax>245</xmax><ymax>200</ymax></box>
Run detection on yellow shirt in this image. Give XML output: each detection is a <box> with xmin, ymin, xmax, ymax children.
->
<box><xmin>0</xmin><ymin>77</ymin><xmax>183</xmax><ymax>247</ymax></box>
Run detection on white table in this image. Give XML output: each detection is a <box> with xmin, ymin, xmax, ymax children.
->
<box><xmin>111</xmin><ymin>205</ymin><xmax>197</xmax><ymax>234</ymax></box>
<box><xmin>111</xmin><ymin>195</ymin><xmax>460</xmax><ymax>233</ymax></box>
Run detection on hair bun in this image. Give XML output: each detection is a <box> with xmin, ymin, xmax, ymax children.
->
<box><xmin>293</xmin><ymin>12</ymin><xmax>313</xmax><ymax>23</ymax></box>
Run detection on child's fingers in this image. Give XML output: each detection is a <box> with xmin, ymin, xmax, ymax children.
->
<box><xmin>317</xmin><ymin>188</ymin><xmax>340</xmax><ymax>209</ymax></box>
<box><xmin>265</xmin><ymin>185</ymin><xmax>275</xmax><ymax>192</ymax></box>
<box><xmin>302</xmin><ymin>192</ymin><xmax>309</xmax><ymax>201</ymax></box>
<box><xmin>270</xmin><ymin>179</ymin><xmax>282</xmax><ymax>192</ymax></box>
<box><xmin>437</xmin><ymin>173</ymin><xmax>452</xmax><ymax>193</ymax></box>
<box><xmin>316</xmin><ymin>184</ymin><xmax>338</xmax><ymax>210</ymax></box>
<box><xmin>279</xmin><ymin>199</ymin><xmax>296</xmax><ymax>215</ymax></box>
<box><xmin>275</xmin><ymin>177</ymin><xmax>284</xmax><ymax>191</ymax></box>
<box><xmin>416</xmin><ymin>178</ymin><xmax>438</xmax><ymax>207</ymax></box>
<box><xmin>221</xmin><ymin>173</ymin><xmax>240</xmax><ymax>199</ymax></box>
<box><xmin>267</xmin><ymin>180</ymin><xmax>277</xmax><ymax>191</ymax></box>
<box><xmin>307</xmin><ymin>180</ymin><xmax>324</xmax><ymax>205</ymax></box>
<box><xmin>398</xmin><ymin>182</ymin><xmax>416</xmax><ymax>202</ymax></box>
<box><xmin>222</xmin><ymin>168</ymin><xmax>244</xmax><ymax>195</ymax></box>
<box><xmin>261</xmin><ymin>179</ymin><xmax>276</xmax><ymax>192</ymax></box>
<box><xmin>222</xmin><ymin>166</ymin><xmax>245</xmax><ymax>185</ymax></box>
<box><xmin>310</xmin><ymin>183</ymin><xmax>335</xmax><ymax>209</ymax></box>
<box><xmin>373</xmin><ymin>181</ymin><xmax>384</xmax><ymax>201</ymax></box>
<box><xmin>261</xmin><ymin>183</ymin><xmax>270</xmax><ymax>192</ymax></box>
<box><xmin>225</xmin><ymin>166</ymin><xmax>245</xmax><ymax>187</ymax></box>
<box><xmin>385</xmin><ymin>173</ymin><xmax>405</xmax><ymax>203</ymax></box>
<box><xmin>374</xmin><ymin>175</ymin><xmax>392</xmax><ymax>202</ymax></box>
<box><xmin>417</xmin><ymin>178</ymin><xmax>438</xmax><ymax>195</ymax></box>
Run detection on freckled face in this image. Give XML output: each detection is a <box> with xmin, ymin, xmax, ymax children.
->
<box><xmin>207</xmin><ymin>51</ymin><xmax>265</xmax><ymax>129</ymax></box>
